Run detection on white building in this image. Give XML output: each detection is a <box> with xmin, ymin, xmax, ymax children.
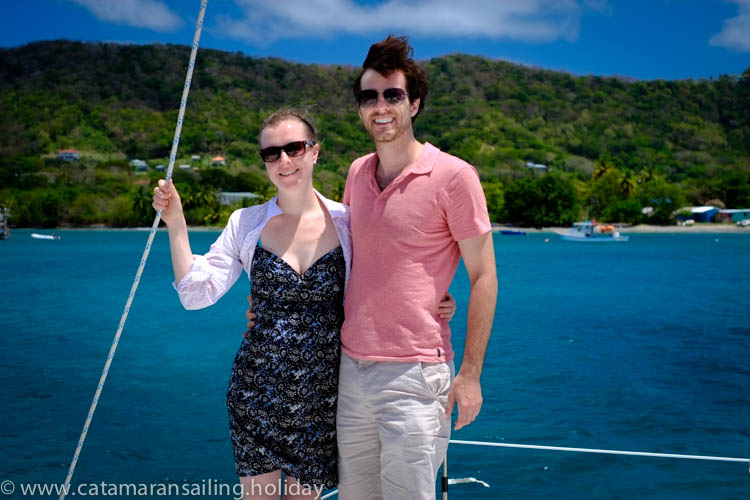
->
<box><xmin>525</xmin><ymin>161</ymin><xmax>547</xmax><ymax>171</ymax></box>
<box><xmin>218</xmin><ymin>192</ymin><xmax>260</xmax><ymax>206</ymax></box>
<box><xmin>130</xmin><ymin>159</ymin><xmax>148</xmax><ymax>171</ymax></box>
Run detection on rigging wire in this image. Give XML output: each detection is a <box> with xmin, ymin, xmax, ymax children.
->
<box><xmin>58</xmin><ymin>2</ymin><xmax>208</xmax><ymax>498</ymax></box>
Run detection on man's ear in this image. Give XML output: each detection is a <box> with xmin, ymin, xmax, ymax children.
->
<box><xmin>410</xmin><ymin>98</ymin><xmax>420</xmax><ymax>117</ymax></box>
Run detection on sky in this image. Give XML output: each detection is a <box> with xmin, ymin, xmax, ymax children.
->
<box><xmin>2</xmin><ymin>0</ymin><xmax>749</xmax><ymax>81</ymax></box>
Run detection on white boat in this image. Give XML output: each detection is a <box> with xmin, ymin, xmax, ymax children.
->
<box><xmin>31</xmin><ymin>232</ymin><xmax>61</xmax><ymax>240</ymax></box>
<box><xmin>559</xmin><ymin>221</ymin><xmax>629</xmax><ymax>242</ymax></box>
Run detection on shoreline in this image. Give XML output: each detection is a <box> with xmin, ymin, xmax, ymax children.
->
<box><xmin>8</xmin><ymin>223</ymin><xmax>749</xmax><ymax>234</ymax></box>
<box><xmin>9</xmin><ymin>225</ymin><xmax>224</xmax><ymax>232</ymax></box>
<box><xmin>493</xmin><ymin>223</ymin><xmax>748</xmax><ymax>234</ymax></box>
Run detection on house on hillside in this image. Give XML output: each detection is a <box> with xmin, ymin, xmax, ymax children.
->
<box><xmin>525</xmin><ymin>161</ymin><xmax>547</xmax><ymax>171</ymax></box>
<box><xmin>130</xmin><ymin>159</ymin><xmax>148</xmax><ymax>171</ymax></box>
<box><xmin>675</xmin><ymin>206</ymin><xmax>719</xmax><ymax>223</ymax></box>
<box><xmin>191</xmin><ymin>155</ymin><xmax>201</xmax><ymax>162</ymax></box>
<box><xmin>218</xmin><ymin>192</ymin><xmax>260</xmax><ymax>206</ymax></box>
<box><xmin>210</xmin><ymin>156</ymin><xmax>227</xmax><ymax>166</ymax></box>
<box><xmin>58</xmin><ymin>149</ymin><xmax>80</xmax><ymax>161</ymax></box>
<box><xmin>717</xmin><ymin>209</ymin><xmax>750</xmax><ymax>224</ymax></box>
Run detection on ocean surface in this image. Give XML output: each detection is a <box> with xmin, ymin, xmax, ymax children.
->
<box><xmin>1</xmin><ymin>229</ymin><xmax>749</xmax><ymax>499</ymax></box>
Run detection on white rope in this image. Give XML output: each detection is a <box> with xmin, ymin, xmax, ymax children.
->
<box><xmin>321</xmin><ymin>490</ymin><xmax>338</xmax><ymax>499</ymax></box>
<box><xmin>59</xmin><ymin>2</ymin><xmax>207</xmax><ymax>498</ymax></box>
<box><xmin>448</xmin><ymin>477</ymin><xmax>490</xmax><ymax>488</ymax></box>
<box><xmin>449</xmin><ymin>439</ymin><xmax>750</xmax><ymax>467</ymax></box>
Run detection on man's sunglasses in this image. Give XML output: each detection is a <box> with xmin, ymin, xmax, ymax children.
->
<box><xmin>259</xmin><ymin>140</ymin><xmax>315</xmax><ymax>163</ymax></box>
<box><xmin>356</xmin><ymin>88</ymin><xmax>408</xmax><ymax>108</ymax></box>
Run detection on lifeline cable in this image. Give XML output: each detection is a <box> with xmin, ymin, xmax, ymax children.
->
<box><xmin>321</xmin><ymin>439</ymin><xmax>750</xmax><ymax>500</ymax></box>
<box><xmin>59</xmin><ymin>1</ymin><xmax>208</xmax><ymax>498</ymax></box>
<box><xmin>450</xmin><ymin>439</ymin><xmax>750</xmax><ymax>469</ymax></box>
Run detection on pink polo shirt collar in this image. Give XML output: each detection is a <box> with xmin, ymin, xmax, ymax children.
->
<box><xmin>362</xmin><ymin>142</ymin><xmax>440</xmax><ymax>191</ymax></box>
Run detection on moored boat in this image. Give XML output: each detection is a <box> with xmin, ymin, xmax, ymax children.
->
<box><xmin>31</xmin><ymin>232</ymin><xmax>61</xmax><ymax>240</ymax></box>
<box><xmin>559</xmin><ymin>221</ymin><xmax>628</xmax><ymax>242</ymax></box>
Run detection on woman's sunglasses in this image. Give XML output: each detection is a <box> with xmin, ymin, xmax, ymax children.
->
<box><xmin>356</xmin><ymin>88</ymin><xmax>408</xmax><ymax>108</ymax></box>
<box><xmin>259</xmin><ymin>140</ymin><xmax>315</xmax><ymax>163</ymax></box>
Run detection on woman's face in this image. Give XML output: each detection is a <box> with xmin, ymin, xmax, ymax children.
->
<box><xmin>259</xmin><ymin>119</ymin><xmax>318</xmax><ymax>193</ymax></box>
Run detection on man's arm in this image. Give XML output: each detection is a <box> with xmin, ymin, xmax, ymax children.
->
<box><xmin>445</xmin><ymin>230</ymin><xmax>497</xmax><ymax>430</ymax></box>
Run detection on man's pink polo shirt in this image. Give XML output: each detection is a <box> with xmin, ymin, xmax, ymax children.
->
<box><xmin>341</xmin><ymin>142</ymin><xmax>491</xmax><ymax>363</ymax></box>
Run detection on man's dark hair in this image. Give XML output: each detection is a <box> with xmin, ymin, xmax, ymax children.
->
<box><xmin>353</xmin><ymin>35</ymin><xmax>429</xmax><ymax>121</ymax></box>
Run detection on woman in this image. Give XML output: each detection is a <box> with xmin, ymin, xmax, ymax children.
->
<box><xmin>153</xmin><ymin>109</ymin><xmax>454</xmax><ymax>499</ymax></box>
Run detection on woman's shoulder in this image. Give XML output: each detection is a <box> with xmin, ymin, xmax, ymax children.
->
<box><xmin>317</xmin><ymin>193</ymin><xmax>349</xmax><ymax>220</ymax></box>
<box><xmin>228</xmin><ymin>200</ymin><xmax>277</xmax><ymax>230</ymax></box>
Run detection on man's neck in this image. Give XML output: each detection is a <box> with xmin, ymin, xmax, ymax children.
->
<box><xmin>375</xmin><ymin>136</ymin><xmax>424</xmax><ymax>189</ymax></box>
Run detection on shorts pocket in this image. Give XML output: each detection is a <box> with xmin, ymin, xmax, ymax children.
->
<box><xmin>418</xmin><ymin>362</ymin><xmax>451</xmax><ymax>400</ymax></box>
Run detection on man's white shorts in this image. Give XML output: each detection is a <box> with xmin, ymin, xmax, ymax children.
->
<box><xmin>336</xmin><ymin>351</ymin><xmax>454</xmax><ymax>500</ymax></box>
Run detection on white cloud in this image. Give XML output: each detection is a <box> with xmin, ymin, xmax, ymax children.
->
<box><xmin>213</xmin><ymin>0</ymin><xmax>598</xmax><ymax>45</ymax></box>
<box><xmin>709</xmin><ymin>0</ymin><xmax>750</xmax><ymax>52</ymax></box>
<box><xmin>70</xmin><ymin>0</ymin><xmax>183</xmax><ymax>32</ymax></box>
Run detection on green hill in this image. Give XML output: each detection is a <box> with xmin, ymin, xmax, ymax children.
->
<box><xmin>1</xmin><ymin>40</ymin><xmax>748</xmax><ymax>227</ymax></box>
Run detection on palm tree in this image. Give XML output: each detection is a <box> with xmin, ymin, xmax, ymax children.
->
<box><xmin>619</xmin><ymin>171</ymin><xmax>637</xmax><ymax>198</ymax></box>
<box><xmin>194</xmin><ymin>185</ymin><xmax>218</xmax><ymax>208</ymax></box>
<box><xmin>132</xmin><ymin>185</ymin><xmax>154</xmax><ymax>225</ymax></box>
<box><xmin>593</xmin><ymin>163</ymin><xmax>608</xmax><ymax>181</ymax></box>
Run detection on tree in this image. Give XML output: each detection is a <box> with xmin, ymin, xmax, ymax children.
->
<box><xmin>504</xmin><ymin>171</ymin><xmax>579</xmax><ymax>227</ymax></box>
<box><xmin>481</xmin><ymin>181</ymin><xmax>504</xmax><ymax>222</ymax></box>
<box><xmin>200</xmin><ymin>167</ymin><xmax>235</xmax><ymax>190</ymax></box>
<box><xmin>638</xmin><ymin>176</ymin><xmax>687</xmax><ymax>225</ymax></box>
<box><xmin>603</xmin><ymin>199</ymin><xmax>643</xmax><ymax>224</ymax></box>
<box><xmin>131</xmin><ymin>185</ymin><xmax>154</xmax><ymax>226</ymax></box>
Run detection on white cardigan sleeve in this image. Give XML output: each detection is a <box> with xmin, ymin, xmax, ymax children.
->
<box><xmin>172</xmin><ymin>209</ymin><xmax>246</xmax><ymax>310</ymax></box>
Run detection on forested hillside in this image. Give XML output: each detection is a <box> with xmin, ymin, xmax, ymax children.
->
<box><xmin>1</xmin><ymin>40</ymin><xmax>748</xmax><ymax>227</ymax></box>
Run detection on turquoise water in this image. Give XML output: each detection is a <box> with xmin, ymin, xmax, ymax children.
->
<box><xmin>1</xmin><ymin>229</ymin><xmax>749</xmax><ymax>499</ymax></box>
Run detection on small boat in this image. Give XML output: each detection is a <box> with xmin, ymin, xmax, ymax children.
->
<box><xmin>500</xmin><ymin>229</ymin><xmax>527</xmax><ymax>236</ymax></box>
<box><xmin>0</xmin><ymin>208</ymin><xmax>10</xmax><ymax>240</ymax></box>
<box><xmin>31</xmin><ymin>232</ymin><xmax>61</xmax><ymax>240</ymax></box>
<box><xmin>559</xmin><ymin>221</ymin><xmax>628</xmax><ymax>242</ymax></box>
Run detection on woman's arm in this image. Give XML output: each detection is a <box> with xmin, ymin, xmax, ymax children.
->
<box><xmin>438</xmin><ymin>292</ymin><xmax>456</xmax><ymax>321</ymax></box>
<box><xmin>153</xmin><ymin>178</ymin><xmax>193</xmax><ymax>283</ymax></box>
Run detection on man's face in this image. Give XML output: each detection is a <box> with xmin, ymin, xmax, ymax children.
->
<box><xmin>357</xmin><ymin>69</ymin><xmax>420</xmax><ymax>144</ymax></box>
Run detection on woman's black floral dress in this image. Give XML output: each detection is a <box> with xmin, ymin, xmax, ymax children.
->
<box><xmin>226</xmin><ymin>243</ymin><xmax>345</xmax><ymax>489</ymax></box>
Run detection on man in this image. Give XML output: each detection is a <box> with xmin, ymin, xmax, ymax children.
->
<box><xmin>336</xmin><ymin>35</ymin><xmax>497</xmax><ymax>499</ymax></box>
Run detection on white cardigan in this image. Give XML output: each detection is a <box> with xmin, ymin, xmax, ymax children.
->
<box><xmin>173</xmin><ymin>192</ymin><xmax>352</xmax><ymax>310</ymax></box>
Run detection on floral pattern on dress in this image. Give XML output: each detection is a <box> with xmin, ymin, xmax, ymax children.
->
<box><xmin>226</xmin><ymin>244</ymin><xmax>345</xmax><ymax>489</ymax></box>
